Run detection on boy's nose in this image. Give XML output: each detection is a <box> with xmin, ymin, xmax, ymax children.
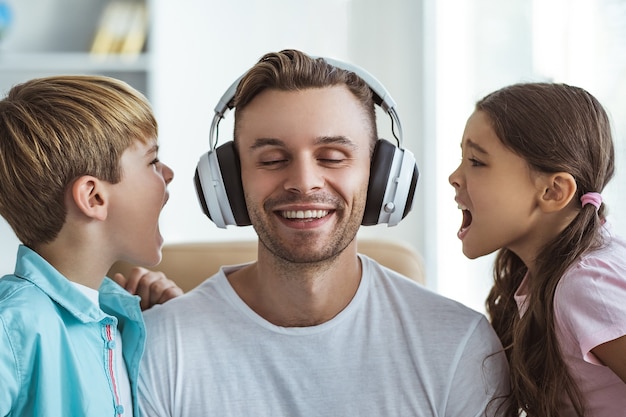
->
<box><xmin>162</xmin><ymin>163</ymin><xmax>174</xmax><ymax>185</ymax></box>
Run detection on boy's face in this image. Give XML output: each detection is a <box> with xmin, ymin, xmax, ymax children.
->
<box><xmin>106</xmin><ymin>138</ymin><xmax>174</xmax><ymax>266</ymax></box>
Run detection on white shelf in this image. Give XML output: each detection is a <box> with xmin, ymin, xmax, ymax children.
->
<box><xmin>0</xmin><ymin>52</ymin><xmax>150</xmax><ymax>72</ymax></box>
<box><xmin>0</xmin><ymin>0</ymin><xmax>151</xmax><ymax>96</ymax></box>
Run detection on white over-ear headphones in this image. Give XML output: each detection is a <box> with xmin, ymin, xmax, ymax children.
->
<box><xmin>194</xmin><ymin>55</ymin><xmax>419</xmax><ymax>228</ymax></box>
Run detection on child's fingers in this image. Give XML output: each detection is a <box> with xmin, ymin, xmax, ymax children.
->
<box><xmin>122</xmin><ymin>266</ymin><xmax>152</xmax><ymax>295</ymax></box>
<box><xmin>111</xmin><ymin>272</ymin><xmax>129</xmax><ymax>289</ymax></box>
<box><xmin>135</xmin><ymin>270</ymin><xmax>182</xmax><ymax>310</ymax></box>
<box><xmin>156</xmin><ymin>283</ymin><xmax>184</xmax><ymax>304</ymax></box>
<box><xmin>112</xmin><ymin>267</ymin><xmax>182</xmax><ymax>309</ymax></box>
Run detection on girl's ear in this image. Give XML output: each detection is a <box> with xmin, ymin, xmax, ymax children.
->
<box><xmin>71</xmin><ymin>176</ymin><xmax>108</xmax><ymax>221</ymax></box>
<box><xmin>539</xmin><ymin>172</ymin><xmax>577</xmax><ymax>213</ymax></box>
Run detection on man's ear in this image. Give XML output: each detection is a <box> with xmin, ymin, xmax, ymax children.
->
<box><xmin>538</xmin><ymin>172</ymin><xmax>577</xmax><ymax>213</ymax></box>
<box><xmin>71</xmin><ymin>176</ymin><xmax>108</xmax><ymax>221</ymax></box>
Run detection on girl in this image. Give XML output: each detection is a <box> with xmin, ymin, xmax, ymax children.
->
<box><xmin>449</xmin><ymin>82</ymin><xmax>626</xmax><ymax>416</ymax></box>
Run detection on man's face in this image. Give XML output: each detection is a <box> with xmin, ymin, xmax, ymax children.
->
<box><xmin>236</xmin><ymin>86</ymin><xmax>373</xmax><ymax>263</ymax></box>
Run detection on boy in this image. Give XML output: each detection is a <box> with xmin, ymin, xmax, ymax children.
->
<box><xmin>0</xmin><ymin>75</ymin><xmax>180</xmax><ymax>416</ymax></box>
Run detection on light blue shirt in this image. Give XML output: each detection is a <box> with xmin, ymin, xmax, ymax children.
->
<box><xmin>0</xmin><ymin>245</ymin><xmax>145</xmax><ymax>417</ymax></box>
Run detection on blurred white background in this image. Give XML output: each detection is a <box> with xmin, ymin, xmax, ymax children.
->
<box><xmin>0</xmin><ymin>0</ymin><xmax>624</xmax><ymax>313</ymax></box>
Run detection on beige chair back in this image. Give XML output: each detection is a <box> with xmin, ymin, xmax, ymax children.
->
<box><xmin>109</xmin><ymin>239</ymin><xmax>425</xmax><ymax>292</ymax></box>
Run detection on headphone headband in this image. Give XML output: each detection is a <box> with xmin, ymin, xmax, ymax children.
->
<box><xmin>209</xmin><ymin>56</ymin><xmax>403</xmax><ymax>150</ymax></box>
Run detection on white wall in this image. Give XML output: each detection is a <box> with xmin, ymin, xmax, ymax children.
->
<box><xmin>0</xmin><ymin>219</ymin><xmax>18</xmax><ymax>272</ymax></box>
<box><xmin>347</xmin><ymin>0</ymin><xmax>429</xmax><ymax>283</ymax></box>
<box><xmin>433</xmin><ymin>0</ymin><xmax>535</xmax><ymax>312</ymax></box>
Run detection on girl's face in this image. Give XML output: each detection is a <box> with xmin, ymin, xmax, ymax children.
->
<box><xmin>448</xmin><ymin>110</ymin><xmax>547</xmax><ymax>262</ymax></box>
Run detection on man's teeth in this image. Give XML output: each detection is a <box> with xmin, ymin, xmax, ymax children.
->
<box><xmin>281</xmin><ymin>210</ymin><xmax>329</xmax><ymax>219</ymax></box>
<box><xmin>457</xmin><ymin>203</ymin><xmax>468</xmax><ymax>210</ymax></box>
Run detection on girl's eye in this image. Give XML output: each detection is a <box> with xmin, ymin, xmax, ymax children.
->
<box><xmin>150</xmin><ymin>158</ymin><xmax>160</xmax><ymax>165</ymax></box>
<box><xmin>469</xmin><ymin>158</ymin><xmax>484</xmax><ymax>167</ymax></box>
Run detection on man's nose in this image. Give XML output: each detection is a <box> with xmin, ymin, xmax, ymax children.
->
<box><xmin>283</xmin><ymin>158</ymin><xmax>324</xmax><ymax>194</ymax></box>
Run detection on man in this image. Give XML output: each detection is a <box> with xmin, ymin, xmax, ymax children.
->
<box><xmin>136</xmin><ymin>49</ymin><xmax>509</xmax><ymax>416</ymax></box>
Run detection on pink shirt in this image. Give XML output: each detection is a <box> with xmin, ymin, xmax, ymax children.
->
<box><xmin>515</xmin><ymin>225</ymin><xmax>626</xmax><ymax>416</ymax></box>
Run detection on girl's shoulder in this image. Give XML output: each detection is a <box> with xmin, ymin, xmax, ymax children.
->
<box><xmin>580</xmin><ymin>225</ymin><xmax>626</xmax><ymax>269</ymax></box>
<box><xmin>558</xmin><ymin>226</ymin><xmax>626</xmax><ymax>298</ymax></box>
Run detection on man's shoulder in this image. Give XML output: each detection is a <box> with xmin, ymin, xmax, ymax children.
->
<box><xmin>142</xmin><ymin>271</ymin><xmax>225</xmax><ymax>320</ymax></box>
<box><xmin>365</xmin><ymin>256</ymin><xmax>482</xmax><ymax>317</ymax></box>
<box><xmin>364</xmin><ymin>258</ymin><xmax>504</xmax><ymax>376</ymax></box>
<box><xmin>363</xmin><ymin>257</ymin><xmax>498</xmax><ymax>351</ymax></box>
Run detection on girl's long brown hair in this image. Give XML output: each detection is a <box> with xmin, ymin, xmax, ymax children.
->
<box><xmin>480</xmin><ymin>83</ymin><xmax>615</xmax><ymax>416</ymax></box>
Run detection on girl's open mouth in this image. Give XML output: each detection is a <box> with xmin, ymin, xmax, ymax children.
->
<box><xmin>457</xmin><ymin>205</ymin><xmax>472</xmax><ymax>239</ymax></box>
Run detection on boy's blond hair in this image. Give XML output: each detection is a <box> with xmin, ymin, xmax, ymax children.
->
<box><xmin>0</xmin><ymin>75</ymin><xmax>158</xmax><ymax>247</ymax></box>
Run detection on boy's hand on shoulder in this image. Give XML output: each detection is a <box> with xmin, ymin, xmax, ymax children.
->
<box><xmin>112</xmin><ymin>267</ymin><xmax>184</xmax><ymax>310</ymax></box>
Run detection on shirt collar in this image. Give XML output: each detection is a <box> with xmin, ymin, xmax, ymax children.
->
<box><xmin>13</xmin><ymin>245</ymin><xmax>139</xmax><ymax>323</ymax></box>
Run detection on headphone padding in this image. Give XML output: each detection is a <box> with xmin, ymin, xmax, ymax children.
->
<box><xmin>362</xmin><ymin>140</ymin><xmax>395</xmax><ymax>225</ymax></box>
<box><xmin>194</xmin><ymin>169</ymin><xmax>211</xmax><ymax>219</ymax></box>
<box><xmin>216</xmin><ymin>142</ymin><xmax>251</xmax><ymax>226</ymax></box>
<box><xmin>403</xmin><ymin>164</ymin><xmax>419</xmax><ymax>219</ymax></box>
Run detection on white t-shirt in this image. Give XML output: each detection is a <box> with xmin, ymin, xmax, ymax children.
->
<box><xmin>139</xmin><ymin>255</ymin><xmax>509</xmax><ymax>417</ymax></box>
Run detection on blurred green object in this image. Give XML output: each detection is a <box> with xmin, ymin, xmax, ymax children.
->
<box><xmin>0</xmin><ymin>1</ymin><xmax>12</xmax><ymax>43</ymax></box>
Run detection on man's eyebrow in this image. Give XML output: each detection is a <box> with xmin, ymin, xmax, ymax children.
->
<box><xmin>463</xmin><ymin>138</ymin><xmax>488</xmax><ymax>154</ymax></box>
<box><xmin>248</xmin><ymin>136</ymin><xmax>358</xmax><ymax>150</ymax></box>
<box><xmin>249</xmin><ymin>138</ymin><xmax>284</xmax><ymax>150</ymax></box>
<box><xmin>316</xmin><ymin>135</ymin><xmax>358</xmax><ymax>149</ymax></box>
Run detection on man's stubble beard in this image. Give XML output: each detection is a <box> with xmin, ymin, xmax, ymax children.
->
<box><xmin>247</xmin><ymin>188</ymin><xmax>367</xmax><ymax>266</ymax></box>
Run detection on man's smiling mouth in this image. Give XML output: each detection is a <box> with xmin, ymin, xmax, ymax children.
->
<box><xmin>280</xmin><ymin>209</ymin><xmax>330</xmax><ymax>220</ymax></box>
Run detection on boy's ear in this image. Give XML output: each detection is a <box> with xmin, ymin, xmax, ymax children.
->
<box><xmin>538</xmin><ymin>172</ymin><xmax>577</xmax><ymax>213</ymax></box>
<box><xmin>71</xmin><ymin>176</ymin><xmax>108</xmax><ymax>221</ymax></box>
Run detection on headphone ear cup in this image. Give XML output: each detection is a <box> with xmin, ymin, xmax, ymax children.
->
<box><xmin>363</xmin><ymin>140</ymin><xmax>395</xmax><ymax>225</ymax></box>
<box><xmin>362</xmin><ymin>139</ymin><xmax>419</xmax><ymax>226</ymax></box>
<box><xmin>216</xmin><ymin>142</ymin><xmax>251</xmax><ymax>226</ymax></box>
<box><xmin>194</xmin><ymin>141</ymin><xmax>251</xmax><ymax>228</ymax></box>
